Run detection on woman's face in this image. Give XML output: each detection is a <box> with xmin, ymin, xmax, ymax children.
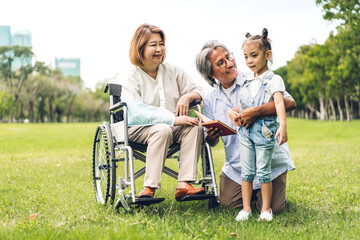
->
<box><xmin>142</xmin><ymin>33</ymin><xmax>165</xmax><ymax>69</ymax></box>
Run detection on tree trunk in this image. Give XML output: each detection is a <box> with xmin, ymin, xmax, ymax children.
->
<box><xmin>19</xmin><ymin>103</ymin><xmax>25</xmax><ymax>122</ymax></box>
<box><xmin>28</xmin><ymin>100</ymin><xmax>34</xmax><ymax>122</ymax></box>
<box><xmin>66</xmin><ymin>96</ymin><xmax>75</xmax><ymax>123</ymax></box>
<box><xmin>336</xmin><ymin>97</ymin><xmax>343</xmax><ymax>122</ymax></box>
<box><xmin>306</xmin><ymin>104</ymin><xmax>321</xmax><ymax>119</ymax></box>
<box><xmin>49</xmin><ymin>95</ymin><xmax>54</xmax><ymax>122</ymax></box>
<box><xmin>319</xmin><ymin>94</ymin><xmax>327</xmax><ymax>120</ymax></box>
<box><xmin>329</xmin><ymin>98</ymin><xmax>336</xmax><ymax>121</ymax></box>
<box><xmin>55</xmin><ymin>105</ymin><xmax>62</xmax><ymax>123</ymax></box>
<box><xmin>344</xmin><ymin>94</ymin><xmax>351</xmax><ymax>122</ymax></box>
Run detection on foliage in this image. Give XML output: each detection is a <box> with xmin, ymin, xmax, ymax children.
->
<box><xmin>0</xmin><ymin>120</ymin><xmax>360</xmax><ymax>239</ymax></box>
<box><xmin>0</xmin><ymin>47</ymin><xmax>108</xmax><ymax>122</ymax></box>
<box><xmin>279</xmin><ymin>0</ymin><xmax>360</xmax><ymax>121</ymax></box>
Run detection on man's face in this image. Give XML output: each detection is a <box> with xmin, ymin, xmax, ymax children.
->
<box><xmin>208</xmin><ymin>47</ymin><xmax>238</xmax><ymax>89</ymax></box>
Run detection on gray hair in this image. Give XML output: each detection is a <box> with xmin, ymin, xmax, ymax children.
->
<box><xmin>195</xmin><ymin>40</ymin><xmax>230</xmax><ymax>86</ymax></box>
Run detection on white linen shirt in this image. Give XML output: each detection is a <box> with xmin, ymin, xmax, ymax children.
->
<box><xmin>121</xmin><ymin>62</ymin><xmax>203</xmax><ymax>113</ymax></box>
<box><xmin>203</xmin><ymin>72</ymin><xmax>295</xmax><ymax>189</ymax></box>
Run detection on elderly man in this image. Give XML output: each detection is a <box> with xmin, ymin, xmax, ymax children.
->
<box><xmin>195</xmin><ymin>40</ymin><xmax>296</xmax><ymax>214</ymax></box>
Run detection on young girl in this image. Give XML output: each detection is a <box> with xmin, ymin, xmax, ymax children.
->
<box><xmin>228</xmin><ymin>28</ymin><xmax>288</xmax><ymax>221</ymax></box>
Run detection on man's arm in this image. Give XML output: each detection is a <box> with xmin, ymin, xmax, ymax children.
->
<box><xmin>239</xmin><ymin>96</ymin><xmax>296</xmax><ymax>129</ymax></box>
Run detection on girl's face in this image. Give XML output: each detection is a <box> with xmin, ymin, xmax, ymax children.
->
<box><xmin>142</xmin><ymin>33</ymin><xmax>165</xmax><ymax>69</ymax></box>
<box><xmin>243</xmin><ymin>42</ymin><xmax>272</xmax><ymax>77</ymax></box>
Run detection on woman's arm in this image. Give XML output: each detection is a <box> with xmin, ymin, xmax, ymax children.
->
<box><xmin>175</xmin><ymin>92</ymin><xmax>202</xmax><ymax>116</ymax></box>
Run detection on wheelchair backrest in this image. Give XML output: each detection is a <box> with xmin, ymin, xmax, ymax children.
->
<box><xmin>105</xmin><ymin>83</ymin><xmax>127</xmax><ymax>144</ymax></box>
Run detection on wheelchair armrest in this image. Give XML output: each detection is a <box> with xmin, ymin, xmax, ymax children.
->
<box><xmin>109</xmin><ymin>102</ymin><xmax>127</xmax><ymax>112</ymax></box>
<box><xmin>189</xmin><ymin>100</ymin><xmax>202</xmax><ymax>109</ymax></box>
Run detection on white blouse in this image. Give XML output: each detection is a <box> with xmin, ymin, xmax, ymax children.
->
<box><xmin>121</xmin><ymin>62</ymin><xmax>203</xmax><ymax>113</ymax></box>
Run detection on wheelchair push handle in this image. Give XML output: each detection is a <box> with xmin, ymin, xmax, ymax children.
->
<box><xmin>104</xmin><ymin>83</ymin><xmax>122</xmax><ymax>97</ymax></box>
<box><xmin>189</xmin><ymin>100</ymin><xmax>202</xmax><ymax>108</ymax></box>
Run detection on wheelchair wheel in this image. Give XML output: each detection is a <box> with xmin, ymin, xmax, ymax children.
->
<box><xmin>92</xmin><ymin>123</ymin><xmax>115</xmax><ymax>204</ymax></box>
<box><xmin>208</xmin><ymin>197</ymin><xmax>219</xmax><ymax>209</ymax></box>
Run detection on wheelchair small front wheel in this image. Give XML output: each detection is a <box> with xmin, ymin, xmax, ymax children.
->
<box><xmin>92</xmin><ymin>124</ymin><xmax>113</xmax><ymax>205</ymax></box>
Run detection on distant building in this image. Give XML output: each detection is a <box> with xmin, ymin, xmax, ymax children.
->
<box><xmin>55</xmin><ymin>58</ymin><xmax>80</xmax><ymax>76</ymax></box>
<box><xmin>12</xmin><ymin>30</ymin><xmax>32</xmax><ymax>68</ymax></box>
<box><xmin>0</xmin><ymin>26</ymin><xmax>11</xmax><ymax>46</ymax></box>
<box><xmin>0</xmin><ymin>26</ymin><xmax>33</xmax><ymax>69</ymax></box>
<box><xmin>12</xmin><ymin>30</ymin><xmax>32</xmax><ymax>47</ymax></box>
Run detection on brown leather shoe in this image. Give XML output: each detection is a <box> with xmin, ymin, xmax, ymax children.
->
<box><xmin>175</xmin><ymin>183</ymin><xmax>205</xmax><ymax>200</ymax></box>
<box><xmin>137</xmin><ymin>187</ymin><xmax>155</xmax><ymax>198</ymax></box>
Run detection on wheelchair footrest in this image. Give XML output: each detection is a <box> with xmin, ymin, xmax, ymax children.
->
<box><xmin>134</xmin><ymin>197</ymin><xmax>165</xmax><ymax>206</ymax></box>
<box><xmin>176</xmin><ymin>193</ymin><xmax>215</xmax><ymax>202</ymax></box>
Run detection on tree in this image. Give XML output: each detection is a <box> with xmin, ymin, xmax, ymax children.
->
<box><xmin>0</xmin><ymin>46</ymin><xmax>47</xmax><ymax>122</ymax></box>
<box><xmin>316</xmin><ymin>0</ymin><xmax>360</xmax><ymax>122</ymax></box>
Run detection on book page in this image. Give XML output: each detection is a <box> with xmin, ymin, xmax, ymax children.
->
<box><xmin>194</xmin><ymin>110</ymin><xmax>213</xmax><ymax>123</ymax></box>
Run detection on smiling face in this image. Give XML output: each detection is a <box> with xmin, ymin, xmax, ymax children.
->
<box><xmin>243</xmin><ymin>42</ymin><xmax>272</xmax><ymax>77</ymax></box>
<box><xmin>142</xmin><ymin>33</ymin><xmax>165</xmax><ymax>70</ymax></box>
<box><xmin>208</xmin><ymin>47</ymin><xmax>238</xmax><ymax>89</ymax></box>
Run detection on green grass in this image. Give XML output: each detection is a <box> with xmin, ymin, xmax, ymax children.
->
<box><xmin>0</xmin><ymin>119</ymin><xmax>360</xmax><ymax>239</ymax></box>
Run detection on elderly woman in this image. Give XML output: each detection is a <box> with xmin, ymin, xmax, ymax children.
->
<box><xmin>121</xmin><ymin>23</ymin><xmax>205</xmax><ymax>199</ymax></box>
<box><xmin>195</xmin><ymin>40</ymin><xmax>296</xmax><ymax>214</ymax></box>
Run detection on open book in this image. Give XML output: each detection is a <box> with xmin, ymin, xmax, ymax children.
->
<box><xmin>194</xmin><ymin>110</ymin><xmax>237</xmax><ymax>136</ymax></box>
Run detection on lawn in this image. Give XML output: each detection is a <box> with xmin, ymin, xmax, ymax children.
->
<box><xmin>0</xmin><ymin>119</ymin><xmax>359</xmax><ymax>239</ymax></box>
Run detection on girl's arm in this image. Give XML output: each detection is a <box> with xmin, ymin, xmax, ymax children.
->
<box><xmin>227</xmin><ymin>105</ymin><xmax>242</xmax><ymax>127</ymax></box>
<box><xmin>273</xmin><ymin>92</ymin><xmax>287</xmax><ymax>145</ymax></box>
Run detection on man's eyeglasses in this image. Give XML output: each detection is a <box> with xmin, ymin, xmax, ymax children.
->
<box><xmin>216</xmin><ymin>53</ymin><xmax>235</xmax><ymax>68</ymax></box>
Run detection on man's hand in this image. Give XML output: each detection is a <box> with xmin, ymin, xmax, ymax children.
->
<box><xmin>174</xmin><ymin>116</ymin><xmax>199</xmax><ymax>126</ymax></box>
<box><xmin>205</xmin><ymin>127</ymin><xmax>222</xmax><ymax>147</ymax></box>
<box><xmin>175</xmin><ymin>95</ymin><xmax>190</xmax><ymax>116</ymax></box>
<box><xmin>238</xmin><ymin>106</ymin><xmax>259</xmax><ymax>129</ymax></box>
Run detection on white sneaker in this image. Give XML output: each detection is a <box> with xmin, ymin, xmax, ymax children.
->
<box><xmin>258</xmin><ymin>209</ymin><xmax>273</xmax><ymax>222</ymax></box>
<box><xmin>235</xmin><ymin>209</ymin><xmax>252</xmax><ymax>221</ymax></box>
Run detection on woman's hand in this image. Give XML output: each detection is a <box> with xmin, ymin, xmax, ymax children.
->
<box><xmin>175</xmin><ymin>95</ymin><xmax>190</xmax><ymax>116</ymax></box>
<box><xmin>174</xmin><ymin>116</ymin><xmax>199</xmax><ymax>126</ymax></box>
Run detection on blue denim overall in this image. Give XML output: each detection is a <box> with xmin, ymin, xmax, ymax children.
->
<box><xmin>239</xmin><ymin>73</ymin><xmax>278</xmax><ymax>183</ymax></box>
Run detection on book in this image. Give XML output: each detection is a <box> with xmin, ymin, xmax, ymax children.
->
<box><xmin>194</xmin><ymin>110</ymin><xmax>237</xmax><ymax>136</ymax></box>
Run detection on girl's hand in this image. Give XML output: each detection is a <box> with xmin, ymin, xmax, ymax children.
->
<box><xmin>227</xmin><ymin>109</ymin><xmax>241</xmax><ymax>127</ymax></box>
<box><xmin>174</xmin><ymin>116</ymin><xmax>199</xmax><ymax>126</ymax></box>
<box><xmin>275</xmin><ymin>125</ymin><xmax>288</xmax><ymax>145</ymax></box>
<box><xmin>175</xmin><ymin>95</ymin><xmax>190</xmax><ymax>116</ymax></box>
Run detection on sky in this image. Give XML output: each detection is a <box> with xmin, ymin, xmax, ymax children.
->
<box><xmin>1</xmin><ymin>0</ymin><xmax>338</xmax><ymax>93</ymax></box>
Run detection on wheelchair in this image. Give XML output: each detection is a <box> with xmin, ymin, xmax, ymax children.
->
<box><xmin>92</xmin><ymin>83</ymin><xmax>219</xmax><ymax>211</ymax></box>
